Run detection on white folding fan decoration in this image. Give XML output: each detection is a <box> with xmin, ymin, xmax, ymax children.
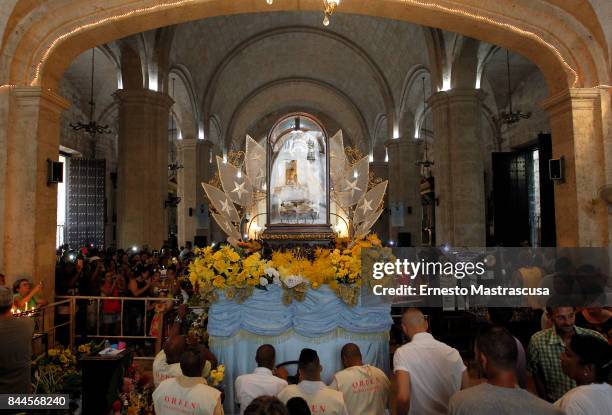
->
<box><xmin>201</xmin><ymin>131</ymin><xmax>387</xmax><ymax>245</ymax></box>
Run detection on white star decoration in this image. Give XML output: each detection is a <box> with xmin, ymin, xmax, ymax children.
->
<box><xmin>360</xmin><ymin>198</ymin><xmax>373</xmax><ymax>214</ymax></box>
<box><xmin>345</xmin><ymin>178</ymin><xmax>361</xmax><ymax>197</ymax></box>
<box><xmin>231</xmin><ymin>181</ymin><xmax>247</xmax><ymax>199</ymax></box>
<box><xmin>220</xmin><ymin>199</ymin><xmax>232</xmax><ymax>215</ymax></box>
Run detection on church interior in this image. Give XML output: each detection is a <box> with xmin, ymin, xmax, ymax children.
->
<box><xmin>0</xmin><ymin>1</ymin><xmax>610</xmax><ymax>414</ymax></box>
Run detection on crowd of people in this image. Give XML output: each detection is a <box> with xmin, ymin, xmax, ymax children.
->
<box><xmin>1</xmin><ymin>244</ymin><xmax>611</xmax><ymax>414</ymax></box>
<box><xmin>53</xmin><ymin>243</ymin><xmax>197</xmax><ymax>337</ymax></box>
<box><xmin>149</xmin><ymin>306</ymin><xmax>611</xmax><ymax>415</ymax></box>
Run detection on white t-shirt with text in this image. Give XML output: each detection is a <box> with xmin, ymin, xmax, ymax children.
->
<box><xmin>278</xmin><ymin>380</ymin><xmax>349</xmax><ymax>415</ymax></box>
<box><xmin>329</xmin><ymin>364</ymin><xmax>390</xmax><ymax>415</ymax></box>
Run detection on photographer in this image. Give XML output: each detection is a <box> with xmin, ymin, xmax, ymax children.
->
<box><xmin>125</xmin><ymin>266</ymin><xmax>152</xmax><ymax>335</ymax></box>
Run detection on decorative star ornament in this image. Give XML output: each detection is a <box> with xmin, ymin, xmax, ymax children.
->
<box><xmin>345</xmin><ymin>178</ymin><xmax>361</xmax><ymax>197</ymax></box>
<box><xmin>220</xmin><ymin>198</ymin><xmax>232</xmax><ymax>215</ymax></box>
<box><xmin>360</xmin><ymin>198</ymin><xmax>373</xmax><ymax>214</ymax></box>
<box><xmin>231</xmin><ymin>181</ymin><xmax>247</xmax><ymax>199</ymax></box>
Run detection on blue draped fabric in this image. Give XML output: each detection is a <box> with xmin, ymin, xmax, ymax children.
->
<box><xmin>208</xmin><ymin>285</ymin><xmax>392</xmax><ymax>414</ymax></box>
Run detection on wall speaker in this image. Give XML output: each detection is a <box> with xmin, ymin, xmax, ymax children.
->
<box><xmin>47</xmin><ymin>159</ymin><xmax>63</xmax><ymax>184</ymax></box>
<box><xmin>549</xmin><ymin>157</ymin><xmax>564</xmax><ymax>181</ymax></box>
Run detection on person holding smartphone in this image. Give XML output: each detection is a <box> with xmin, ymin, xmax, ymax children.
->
<box><xmin>12</xmin><ymin>278</ymin><xmax>47</xmax><ymax>309</ymax></box>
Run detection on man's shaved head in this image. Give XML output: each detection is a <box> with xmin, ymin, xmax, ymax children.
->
<box><xmin>164</xmin><ymin>335</ymin><xmax>186</xmax><ymax>364</ymax></box>
<box><xmin>256</xmin><ymin>344</ymin><xmax>276</xmax><ymax>369</ymax></box>
<box><xmin>340</xmin><ymin>343</ymin><xmax>363</xmax><ymax>368</ymax></box>
<box><xmin>401</xmin><ymin>308</ymin><xmax>428</xmax><ymax>340</ymax></box>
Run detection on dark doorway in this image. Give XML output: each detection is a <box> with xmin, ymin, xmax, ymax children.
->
<box><xmin>492</xmin><ymin>134</ymin><xmax>556</xmax><ymax>246</ymax></box>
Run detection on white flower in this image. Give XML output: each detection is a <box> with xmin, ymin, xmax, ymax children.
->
<box><xmin>259</xmin><ymin>277</ymin><xmax>269</xmax><ymax>286</ymax></box>
<box><xmin>265</xmin><ymin>267</ymin><xmax>280</xmax><ymax>278</ymax></box>
<box><xmin>272</xmin><ymin>275</ymin><xmax>281</xmax><ymax>285</ymax></box>
<box><xmin>283</xmin><ymin>275</ymin><xmax>304</xmax><ymax>288</ymax></box>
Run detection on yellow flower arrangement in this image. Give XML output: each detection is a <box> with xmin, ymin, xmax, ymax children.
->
<box><xmin>209</xmin><ymin>364</ymin><xmax>225</xmax><ymax>387</ymax></box>
<box><xmin>188</xmin><ymin>234</ymin><xmax>388</xmax><ymax>305</ymax></box>
<box><xmin>190</xmin><ymin>245</ymin><xmax>269</xmax><ymax>303</ymax></box>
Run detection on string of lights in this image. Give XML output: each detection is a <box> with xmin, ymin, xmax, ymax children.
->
<box><xmin>0</xmin><ymin>0</ymin><xmax>604</xmax><ymax>91</ymax></box>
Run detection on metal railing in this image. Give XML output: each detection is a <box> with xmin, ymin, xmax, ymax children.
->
<box><xmin>24</xmin><ymin>298</ymin><xmax>76</xmax><ymax>355</ymax></box>
<box><xmin>54</xmin><ymin>295</ymin><xmax>172</xmax><ymax>355</ymax></box>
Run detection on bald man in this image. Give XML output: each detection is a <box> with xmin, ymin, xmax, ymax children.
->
<box><xmin>235</xmin><ymin>344</ymin><xmax>288</xmax><ymax>414</ymax></box>
<box><xmin>393</xmin><ymin>308</ymin><xmax>469</xmax><ymax>415</ymax></box>
<box><xmin>329</xmin><ymin>343</ymin><xmax>390</xmax><ymax>415</ymax></box>
<box><xmin>153</xmin><ymin>335</ymin><xmax>186</xmax><ymax>387</ymax></box>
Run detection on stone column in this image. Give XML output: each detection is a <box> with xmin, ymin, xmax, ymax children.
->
<box><xmin>429</xmin><ymin>89</ymin><xmax>486</xmax><ymax>246</ymax></box>
<box><xmin>540</xmin><ymin>88</ymin><xmax>607</xmax><ymax>247</ymax></box>
<box><xmin>114</xmin><ymin>89</ymin><xmax>173</xmax><ymax>250</ymax></box>
<box><xmin>369</xmin><ymin>160</ymin><xmax>389</xmax><ymax>241</ymax></box>
<box><xmin>1</xmin><ymin>87</ymin><xmax>69</xmax><ymax>294</ymax></box>
<box><xmin>177</xmin><ymin>138</ymin><xmax>197</xmax><ymax>248</ymax></box>
<box><xmin>196</xmin><ymin>140</ymin><xmax>213</xmax><ymax>244</ymax></box>
<box><xmin>176</xmin><ymin>138</ymin><xmax>213</xmax><ymax>246</ymax></box>
<box><xmin>385</xmin><ymin>139</ymin><xmax>422</xmax><ymax>246</ymax></box>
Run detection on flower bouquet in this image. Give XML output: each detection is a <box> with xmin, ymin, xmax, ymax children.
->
<box><xmin>32</xmin><ymin>347</ymin><xmax>81</xmax><ymax>395</ymax></box>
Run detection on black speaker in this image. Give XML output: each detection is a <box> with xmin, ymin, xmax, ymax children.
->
<box><xmin>549</xmin><ymin>157</ymin><xmax>564</xmax><ymax>181</ymax></box>
<box><xmin>47</xmin><ymin>159</ymin><xmax>63</xmax><ymax>184</ymax></box>
<box><xmin>397</xmin><ymin>232</ymin><xmax>412</xmax><ymax>247</ymax></box>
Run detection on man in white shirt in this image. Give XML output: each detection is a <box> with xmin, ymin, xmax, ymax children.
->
<box><xmin>153</xmin><ymin>335</ymin><xmax>186</xmax><ymax>387</ymax></box>
<box><xmin>278</xmin><ymin>348</ymin><xmax>349</xmax><ymax>415</ymax></box>
<box><xmin>235</xmin><ymin>344</ymin><xmax>288</xmax><ymax>414</ymax></box>
<box><xmin>329</xmin><ymin>343</ymin><xmax>390</xmax><ymax>415</ymax></box>
<box><xmin>153</xmin><ymin>349</ymin><xmax>224</xmax><ymax>415</ymax></box>
<box><xmin>393</xmin><ymin>308</ymin><xmax>469</xmax><ymax>415</ymax></box>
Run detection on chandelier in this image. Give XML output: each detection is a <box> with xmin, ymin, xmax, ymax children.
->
<box><xmin>493</xmin><ymin>50</ymin><xmax>531</xmax><ymax>127</ymax></box>
<box><xmin>265</xmin><ymin>0</ymin><xmax>340</xmax><ymax>26</ymax></box>
<box><xmin>416</xmin><ymin>77</ymin><xmax>434</xmax><ymax>171</ymax></box>
<box><xmin>70</xmin><ymin>49</ymin><xmax>112</xmax><ymax>151</ymax></box>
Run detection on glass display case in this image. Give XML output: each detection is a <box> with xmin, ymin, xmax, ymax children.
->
<box><xmin>264</xmin><ymin>113</ymin><xmax>333</xmax><ymax>240</ymax></box>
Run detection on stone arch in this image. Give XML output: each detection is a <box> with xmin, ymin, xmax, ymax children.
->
<box><xmin>451</xmin><ymin>37</ymin><xmax>480</xmax><ymax>89</ymax></box>
<box><xmin>226</xmin><ymin>77</ymin><xmax>369</xmax><ymax>153</ymax></box>
<box><xmin>201</xmin><ymin>26</ymin><xmax>395</xmax><ymax>141</ymax></box>
<box><xmin>399</xmin><ymin>64</ymin><xmax>431</xmax><ymax>139</ymax></box>
<box><xmin>208</xmin><ymin>114</ymin><xmax>223</xmax><ymax>149</ymax></box>
<box><xmin>372</xmin><ymin>114</ymin><xmax>388</xmax><ymax>162</ymax></box>
<box><xmin>118</xmin><ymin>41</ymin><xmax>144</xmax><ymax>90</ymax></box>
<box><xmin>168</xmin><ymin>65</ymin><xmax>198</xmax><ymax>139</ymax></box>
<box><xmin>3</xmin><ymin>1</ymin><xmax>607</xmax><ymax>103</ymax></box>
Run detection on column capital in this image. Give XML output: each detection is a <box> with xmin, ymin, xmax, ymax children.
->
<box><xmin>447</xmin><ymin>88</ymin><xmax>486</xmax><ymax>103</ymax></box>
<box><xmin>428</xmin><ymin>88</ymin><xmax>486</xmax><ymax>108</ymax></box>
<box><xmin>177</xmin><ymin>138</ymin><xmax>198</xmax><ymax>151</ymax></box>
<box><xmin>369</xmin><ymin>161</ymin><xmax>388</xmax><ymax>168</ymax></box>
<box><xmin>113</xmin><ymin>88</ymin><xmax>173</xmax><ymax>109</ymax></box>
<box><xmin>11</xmin><ymin>86</ymin><xmax>70</xmax><ymax>113</ymax></box>
<box><xmin>539</xmin><ymin>88</ymin><xmax>601</xmax><ymax>116</ymax></box>
<box><xmin>198</xmin><ymin>139</ymin><xmax>214</xmax><ymax>150</ymax></box>
<box><xmin>385</xmin><ymin>138</ymin><xmax>417</xmax><ymax>149</ymax></box>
